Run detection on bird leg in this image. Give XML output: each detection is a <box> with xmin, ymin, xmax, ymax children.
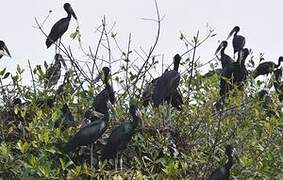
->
<box><xmin>114</xmin><ymin>154</ymin><xmax>118</xmax><ymax>171</ymax></box>
<box><xmin>58</xmin><ymin>38</ymin><xmax>62</xmax><ymax>54</ymax></box>
<box><xmin>120</xmin><ymin>154</ymin><xmax>123</xmax><ymax>170</ymax></box>
<box><xmin>90</xmin><ymin>143</ymin><xmax>93</xmax><ymax>169</ymax></box>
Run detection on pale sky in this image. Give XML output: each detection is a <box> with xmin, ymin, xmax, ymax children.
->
<box><xmin>1</xmin><ymin>0</ymin><xmax>283</xmax><ymax>82</ymax></box>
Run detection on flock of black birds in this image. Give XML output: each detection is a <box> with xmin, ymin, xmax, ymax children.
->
<box><xmin>0</xmin><ymin>2</ymin><xmax>282</xmax><ymax>179</ymax></box>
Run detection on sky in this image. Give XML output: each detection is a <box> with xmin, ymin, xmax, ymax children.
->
<box><xmin>0</xmin><ymin>0</ymin><xmax>283</xmax><ymax>83</ymax></box>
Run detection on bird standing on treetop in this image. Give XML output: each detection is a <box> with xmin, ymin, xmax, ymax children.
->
<box><xmin>227</xmin><ymin>26</ymin><xmax>245</xmax><ymax>59</ymax></box>
<box><xmin>253</xmin><ymin>57</ymin><xmax>283</xmax><ymax>78</ymax></box>
<box><xmin>0</xmin><ymin>40</ymin><xmax>11</xmax><ymax>59</ymax></box>
<box><xmin>46</xmin><ymin>3</ymin><xmax>77</xmax><ymax>49</ymax></box>
<box><xmin>64</xmin><ymin>112</ymin><xmax>109</xmax><ymax>153</ymax></box>
<box><xmin>215</xmin><ymin>41</ymin><xmax>234</xmax><ymax>68</ymax></box>
<box><xmin>219</xmin><ymin>48</ymin><xmax>249</xmax><ymax>102</ymax></box>
<box><xmin>45</xmin><ymin>54</ymin><xmax>67</xmax><ymax>88</ymax></box>
<box><xmin>207</xmin><ymin>145</ymin><xmax>234</xmax><ymax>180</ymax></box>
<box><xmin>102</xmin><ymin>104</ymin><xmax>141</xmax><ymax>169</ymax></box>
<box><xmin>93</xmin><ymin>67</ymin><xmax>115</xmax><ymax>116</ymax></box>
<box><xmin>152</xmin><ymin>54</ymin><xmax>182</xmax><ymax>108</ymax></box>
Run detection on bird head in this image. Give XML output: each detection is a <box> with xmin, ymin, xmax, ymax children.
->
<box><xmin>0</xmin><ymin>40</ymin><xmax>11</xmax><ymax>58</ymax></box>
<box><xmin>227</xmin><ymin>26</ymin><xmax>240</xmax><ymax>40</ymax></box>
<box><xmin>279</xmin><ymin>56</ymin><xmax>283</xmax><ymax>63</ymax></box>
<box><xmin>215</xmin><ymin>41</ymin><xmax>228</xmax><ymax>55</ymax></box>
<box><xmin>173</xmin><ymin>54</ymin><xmax>181</xmax><ymax>71</ymax></box>
<box><xmin>64</xmin><ymin>3</ymin><xmax>77</xmax><ymax>20</ymax></box>
<box><xmin>102</xmin><ymin>67</ymin><xmax>110</xmax><ymax>83</ymax></box>
<box><xmin>225</xmin><ymin>144</ymin><xmax>233</xmax><ymax>157</ymax></box>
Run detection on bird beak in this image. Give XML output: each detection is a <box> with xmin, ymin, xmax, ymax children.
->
<box><xmin>215</xmin><ymin>42</ymin><xmax>223</xmax><ymax>55</ymax></box>
<box><xmin>227</xmin><ymin>28</ymin><xmax>235</xmax><ymax>40</ymax></box>
<box><xmin>4</xmin><ymin>45</ymin><xmax>11</xmax><ymax>58</ymax></box>
<box><xmin>68</xmin><ymin>6</ymin><xmax>77</xmax><ymax>20</ymax></box>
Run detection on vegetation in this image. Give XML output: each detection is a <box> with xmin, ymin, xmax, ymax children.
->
<box><xmin>0</xmin><ymin>1</ymin><xmax>282</xmax><ymax>179</ymax></box>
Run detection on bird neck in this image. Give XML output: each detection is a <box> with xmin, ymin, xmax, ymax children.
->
<box><xmin>276</xmin><ymin>59</ymin><xmax>282</xmax><ymax>68</ymax></box>
<box><xmin>173</xmin><ymin>61</ymin><xmax>180</xmax><ymax>71</ymax></box>
<box><xmin>66</xmin><ymin>12</ymin><xmax>72</xmax><ymax>20</ymax></box>
<box><xmin>224</xmin><ymin>154</ymin><xmax>233</xmax><ymax>171</ymax></box>
<box><xmin>220</xmin><ymin>47</ymin><xmax>226</xmax><ymax>56</ymax></box>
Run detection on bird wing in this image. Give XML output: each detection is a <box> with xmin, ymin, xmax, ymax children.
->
<box><xmin>46</xmin><ymin>18</ymin><xmax>70</xmax><ymax>47</ymax></box>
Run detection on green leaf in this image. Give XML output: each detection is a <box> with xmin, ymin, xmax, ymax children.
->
<box><xmin>0</xmin><ymin>68</ymin><xmax>6</xmax><ymax>76</ymax></box>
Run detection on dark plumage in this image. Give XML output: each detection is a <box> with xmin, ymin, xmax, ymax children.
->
<box><xmin>46</xmin><ymin>3</ymin><xmax>77</xmax><ymax>48</ymax></box>
<box><xmin>65</xmin><ymin>112</ymin><xmax>109</xmax><ymax>153</ymax></box>
<box><xmin>94</xmin><ymin>67</ymin><xmax>115</xmax><ymax>115</ymax></box>
<box><xmin>227</xmin><ymin>26</ymin><xmax>245</xmax><ymax>56</ymax></box>
<box><xmin>152</xmin><ymin>54</ymin><xmax>182</xmax><ymax>107</ymax></box>
<box><xmin>220</xmin><ymin>48</ymin><xmax>249</xmax><ymax>101</ymax></box>
<box><xmin>142</xmin><ymin>54</ymin><xmax>182</xmax><ymax>110</ymax></box>
<box><xmin>45</xmin><ymin>54</ymin><xmax>66</xmax><ymax>88</ymax></box>
<box><xmin>215</xmin><ymin>41</ymin><xmax>234</xmax><ymax>68</ymax></box>
<box><xmin>253</xmin><ymin>57</ymin><xmax>283</xmax><ymax>78</ymax></box>
<box><xmin>0</xmin><ymin>40</ymin><xmax>11</xmax><ymax>59</ymax></box>
<box><xmin>208</xmin><ymin>145</ymin><xmax>234</xmax><ymax>180</ymax></box>
<box><xmin>102</xmin><ymin>104</ymin><xmax>141</xmax><ymax>160</ymax></box>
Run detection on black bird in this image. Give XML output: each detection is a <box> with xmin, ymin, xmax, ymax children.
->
<box><xmin>65</xmin><ymin>112</ymin><xmax>109</xmax><ymax>153</ymax></box>
<box><xmin>54</xmin><ymin>103</ymin><xmax>75</xmax><ymax>129</ymax></box>
<box><xmin>227</xmin><ymin>26</ymin><xmax>245</xmax><ymax>58</ymax></box>
<box><xmin>0</xmin><ymin>40</ymin><xmax>11</xmax><ymax>59</ymax></box>
<box><xmin>220</xmin><ymin>48</ymin><xmax>249</xmax><ymax>101</ymax></box>
<box><xmin>152</xmin><ymin>54</ymin><xmax>181</xmax><ymax>107</ymax></box>
<box><xmin>208</xmin><ymin>145</ymin><xmax>234</xmax><ymax>180</ymax></box>
<box><xmin>253</xmin><ymin>57</ymin><xmax>283</xmax><ymax>78</ymax></box>
<box><xmin>46</xmin><ymin>3</ymin><xmax>77</xmax><ymax>48</ymax></box>
<box><xmin>215</xmin><ymin>41</ymin><xmax>234</xmax><ymax>68</ymax></box>
<box><xmin>45</xmin><ymin>54</ymin><xmax>67</xmax><ymax>88</ymax></box>
<box><xmin>102</xmin><ymin>104</ymin><xmax>141</xmax><ymax>167</ymax></box>
<box><xmin>93</xmin><ymin>67</ymin><xmax>115</xmax><ymax>116</ymax></box>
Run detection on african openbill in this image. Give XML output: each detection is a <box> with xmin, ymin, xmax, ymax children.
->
<box><xmin>0</xmin><ymin>40</ymin><xmax>11</xmax><ymax>59</ymax></box>
<box><xmin>54</xmin><ymin>103</ymin><xmax>75</xmax><ymax>129</ymax></box>
<box><xmin>219</xmin><ymin>48</ymin><xmax>249</xmax><ymax>101</ymax></box>
<box><xmin>64</xmin><ymin>112</ymin><xmax>109</xmax><ymax>153</ymax></box>
<box><xmin>93</xmin><ymin>67</ymin><xmax>115</xmax><ymax>116</ymax></box>
<box><xmin>227</xmin><ymin>26</ymin><xmax>245</xmax><ymax>58</ymax></box>
<box><xmin>102</xmin><ymin>104</ymin><xmax>141</xmax><ymax>169</ymax></box>
<box><xmin>215</xmin><ymin>41</ymin><xmax>234</xmax><ymax>68</ymax></box>
<box><xmin>208</xmin><ymin>145</ymin><xmax>234</xmax><ymax>180</ymax></box>
<box><xmin>253</xmin><ymin>57</ymin><xmax>283</xmax><ymax>78</ymax></box>
<box><xmin>152</xmin><ymin>54</ymin><xmax>182</xmax><ymax>108</ymax></box>
<box><xmin>45</xmin><ymin>54</ymin><xmax>67</xmax><ymax>88</ymax></box>
<box><xmin>46</xmin><ymin>3</ymin><xmax>77</xmax><ymax>49</ymax></box>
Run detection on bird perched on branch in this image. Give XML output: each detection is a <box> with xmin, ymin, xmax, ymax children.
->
<box><xmin>227</xmin><ymin>26</ymin><xmax>245</xmax><ymax>58</ymax></box>
<box><xmin>45</xmin><ymin>54</ymin><xmax>67</xmax><ymax>88</ymax></box>
<box><xmin>64</xmin><ymin>112</ymin><xmax>109</xmax><ymax>153</ymax></box>
<box><xmin>208</xmin><ymin>145</ymin><xmax>234</xmax><ymax>180</ymax></box>
<box><xmin>0</xmin><ymin>40</ymin><xmax>11</xmax><ymax>59</ymax></box>
<box><xmin>219</xmin><ymin>48</ymin><xmax>249</xmax><ymax>102</ymax></box>
<box><xmin>253</xmin><ymin>57</ymin><xmax>283</xmax><ymax>78</ymax></box>
<box><xmin>215</xmin><ymin>41</ymin><xmax>234</xmax><ymax>68</ymax></box>
<box><xmin>142</xmin><ymin>54</ymin><xmax>182</xmax><ymax>110</ymax></box>
<box><xmin>102</xmin><ymin>104</ymin><xmax>141</xmax><ymax>169</ymax></box>
<box><xmin>93</xmin><ymin>67</ymin><xmax>115</xmax><ymax>116</ymax></box>
<box><xmin>46</xmin><ymin>3</ymin><xmax>77</xmax><ymax>49</ymax></box>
